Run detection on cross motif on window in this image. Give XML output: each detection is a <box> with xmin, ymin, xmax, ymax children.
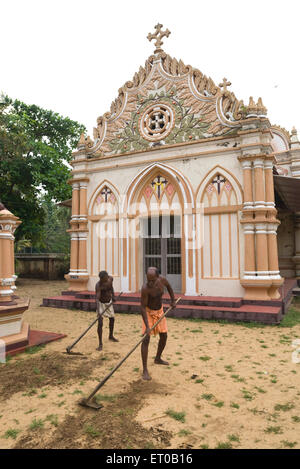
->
<box><xmin>149</xmin><ymin>112</ymin><xmax>165</xmax><ymax>132</ymax></box>
<box><xmin>151</xmin><ymin>175</ymin><xmax>168</xmax><ymax>199</ymax></box>
<box><xmin>100</xmin><ymin>186</ymin><xmax>112</xmax><ymax>202</ymax></box>
<box><xmin>212</xmin><ymin>175</ymin><xmax>226</xmax><ymax>194</ymax></box>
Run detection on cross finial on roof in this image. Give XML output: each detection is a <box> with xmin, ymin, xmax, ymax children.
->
<box><xmin>219</xmin><ymin>77</ymin><xmax>232</xmax><ymax>93</ymax></box>
<box><xmin>147</xmin><ymin>23</ymin><xmax>171</xmax><ymax>53</ymax></box>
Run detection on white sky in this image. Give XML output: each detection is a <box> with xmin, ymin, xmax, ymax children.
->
<box><xmin>1</xmin><ymin>0</ymin><xmax>300</xmax><ymax>137</ymax></box>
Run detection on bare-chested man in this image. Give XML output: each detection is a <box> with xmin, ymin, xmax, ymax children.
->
<box><xmin>141</xmin><ymin>267</ymin><xmax>176</xmax><ymax>380</ymax></box>
<box><xmin>95</xmin><ymin>271</ymin><xmax>118</xmax><ymax>351</ymax></box>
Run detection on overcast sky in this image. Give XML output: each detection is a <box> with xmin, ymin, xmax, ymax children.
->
<box><xmin>1</xmin><ymin>0</ymin><xmax>300</xmax><ymax>137</ymax></box>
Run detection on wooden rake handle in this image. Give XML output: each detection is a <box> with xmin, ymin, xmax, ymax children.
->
<box><xmin>84</xmin><ymin>297</ymin><xmax>181</xmax><ymax>403</ymax></box>
<box><xmin>66</xmin><ymin>292</ymin><xmax>123</xmax><ymax>353</ymax></box>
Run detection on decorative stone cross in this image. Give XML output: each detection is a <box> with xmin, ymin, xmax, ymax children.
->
<box><xmin>149</xmin><ymin>112</ymin><xmax>165</xmax><ymax>132</ymax></box>
<box><xmin>100</xmin><ymin>186</ymin><xmax>112</xmax><ymax>202</ymax></box>
<box><xmin>151</xmin><ymin>175</ymin><xmax>168</xmax><ymax>198</ymax></box>
<box><xmin>219</xmin><ymin>77</ymin><xmax>232</xmax><ymax>93</ymax></box>
<box><xmin>212</xmin><ymin>175</ymin><xmax>226</xmax><ymax>194</ymax></box>
<box><xmin>147</xmin><ymin>23</ymin><xmax>171</xmax><ymax>53</ymax></box>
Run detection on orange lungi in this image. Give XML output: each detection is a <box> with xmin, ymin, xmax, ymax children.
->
<box><xmin>142</xmin><ymin>306</ymin><xmax>167</xmax><ymax>336</ymax></box>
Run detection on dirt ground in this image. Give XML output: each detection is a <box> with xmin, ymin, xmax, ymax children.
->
<box><xmin>1</xmin><ymin>279</ymin><xmax>300</xmax><ymax>449</ymax></box>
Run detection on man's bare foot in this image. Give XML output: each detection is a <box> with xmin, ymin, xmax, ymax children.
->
<box><xmin>154</xmin><ymin>358</ymin><xmax>169</xmax><ymax>365</ymax></box>
<box><xmin>142</xmin><ymin>370</ymin><xmax>152</xmax><ymax>381</ymax></box>
<box><xmin>96</xmin><ymin>345</ymin><xmax>103</xmax><ymax>351</ymax></box>
<box><xmin>109</xmin><ymin>336</ymin><xmax>119</xmax><ymax>342</ymax></box>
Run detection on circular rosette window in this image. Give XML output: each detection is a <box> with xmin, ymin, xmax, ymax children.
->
<box><xmin>139</xmin><ymin>103</ymin><xmax>175</xmax><ymax>142</ymax></box>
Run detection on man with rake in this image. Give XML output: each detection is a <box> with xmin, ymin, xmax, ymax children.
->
<box><xmin>95</xmin><ymin>271</ymin><xmax>118</xmax><ymax>351</ymax></box>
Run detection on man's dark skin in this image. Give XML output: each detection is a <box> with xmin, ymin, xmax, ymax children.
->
<box><xmin>95</xmin><ymin>272</ymin><xmax>118</xmax><ymax>351</ymax></box>
<box><xmin>141</xmin><ymin>267</ymin><xmax>176</xmax><ymax>381</ymax></box>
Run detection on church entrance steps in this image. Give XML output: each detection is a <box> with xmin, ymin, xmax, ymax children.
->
<box><xmin>59</xmin><ymin>291</ymin><xmax>243</xmax><ymax>308</ymax></box>
<box><xmin>42</xmin><ymin>294</ymin><xmax>282</xmax><ymax>324</ymax></box>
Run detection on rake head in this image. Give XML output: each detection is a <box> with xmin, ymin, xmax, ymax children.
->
<box><xmin>79</xmin><ymin>398</ymin><xmax>103</xmax><ymax>410</ymax></box>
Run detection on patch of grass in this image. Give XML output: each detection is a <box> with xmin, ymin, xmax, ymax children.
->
<box><xmin>264</xmin><ymin>426</ymin><xmax>283</xmax><ymax>434</ymax></box>
<box><xmin>274</xmin><ymin>403</ymin><xmax>294</xmax><ymax>412</ymax></box>
<box><xmin>279</xmin><ymin>307</ymin><xmax>300</xmax><ymax>328</ymax></box>
<box><xmin>195</xmin><ymin>379</ymin><xmax>204</xmax><ymax>384</ymax></box>
<box><xmin>292</xmin><ymin>416</ymin><xmax>300</xmax><ymax>423</ymax></box>
<box><xmin>199</xmin><ymin>356</ymin><xmax>211</xmax><ymax>361</ymax></box>
<box><xmin>56</xmin><ymin>401</ymin><xmax>65</xmax><ymax>407</ymax></box>
<box><xmin>216</xmin><ymin>441</ymin><xmax>232</xmax><ymax>449</ymax></box>
<box><xmin>241</xmin><ymin>389</ymin><xmax>255</xmax><ymax>401</ymax></box>
<box><xmin>231</xmin><ymin>374</ymin><xmax>246</xmax><ymax>383</ymax></box>
<box><xmin>281</xmin><ymin>440</ymin><xmax>297</xmax><ymax>448</ymax></box>
<box><xmin>255</xmin><ymin>387</ymin><xmax>267</xmax><ymax>394</ymax></box>
<box><xmin>24</xmin><ymin>409</ymin><xmax>35</xmax><ymax>415</ymax></box>
<box><xmin>200</xmin><ymin>444</ymin><xmax>209</xmax><ymax>449</ymax></box>
<box><xmin>22</xmin><ymin>389</ymin><xmax>38</xmax><ymax>397</ymax></box>
<box><xmin>230</xmin><ymin>402</ymin><xmax>240</xmax><ymax>409</ymax></box>
<box><xmin>84</xmin><ymin>425</ymin><xmax>101</xmax><ymax>438</ymax></box>
<box><xmin>228</xmin><ymin>434</ymin><xmax>240</xmax><ymax>443</ymax></box>
<box><xmin>38</xmin><ymin>392</ymin><xmax>47</xmax><ymax>399</ymax></box>
<box><xmin>225</xmin><ymin>365</ymin><xmax>234</xmax><ymax>372</ymax></box>
<box><xmin>25</xmin><ymin>345</ymin><xmax>45</xmax><ymax>355</ymax></box>
<box><xmin>213</xmin><ymin>401</ymin><xmax>224</xmax><ymax>408</ymax></box>
<box><xmin>201</xmin><ymin>393</ymin><xmax>214</xmax><ymax>401</ymax></box>
<box><xmin>3</xmin><ymin>428</ymin><xmax>20</xmax><ymax>439</ymax></box>
<box><xmin>165</xmin><ymin>409</ymin><xmax>186</xmax><ymax>423</ymax></box>
<box><xmin>45</xmin><ymin>414</ymin><xmax>59</xmax><ymax>427</ymax></box>
<box><xmin>190</xmin><ymin>329</ymin><xmax>203</xmax><ymax>333</ymax></box>
<box><xmin>178</xmin><ymin>429</ymin><xmax>192</xmax><ymax>437</ymax></box>
<box><xmin>29</xmin><ymin>419</ymin><xmax>44</xmax><ymax>430</ymax></box>
<box><xmin>72</xmin><ymin>389</ymin><xmax>83</xmax><ymax>395</ymax></box>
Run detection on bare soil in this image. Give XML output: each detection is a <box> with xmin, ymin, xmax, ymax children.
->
<box><xmin>0</xmin><ymin>278</ymin><xmax>300</xmax><ymax>449</ymax></box>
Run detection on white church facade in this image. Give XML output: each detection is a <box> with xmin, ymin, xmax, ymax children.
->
<box><xmin>65</xmin><ymin>25</ymin><xmax>300</xmax><ymax>303</ymax></box>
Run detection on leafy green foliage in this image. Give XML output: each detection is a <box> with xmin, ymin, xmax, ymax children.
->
<box><xmin>109</xmin><ymin>87</ymin><xmax>211</xmax><ymax>154</ymax></box>
<box><xmin>0</xmin><ymin>94</ymin><xmax>85</xmax><ymax>243</ymax></box>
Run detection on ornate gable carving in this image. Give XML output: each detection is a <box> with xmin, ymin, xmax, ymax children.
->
<box><xmin>81</xmin><ymin>27</ymin><xmax>253</xmax><ymax>158</ymax></box>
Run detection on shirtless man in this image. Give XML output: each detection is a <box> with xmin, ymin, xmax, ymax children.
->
<box><xmin>141</xmin><ymin>267</ymin><xmax>176</xmax><ymax>380</ymax></box>
<box><xmin>95</xmin><ymin>271</ymin><xmax>118</xmax><ymax>351</ymax></box>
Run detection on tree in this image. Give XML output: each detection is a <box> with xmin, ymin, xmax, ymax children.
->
<box><xmin>0</xmin><ymin>95</ymin><xmax>85</xmax><ymax>243</ymax></box>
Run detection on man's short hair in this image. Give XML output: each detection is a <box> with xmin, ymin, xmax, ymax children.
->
<box><xmin>99</xmin><ymin>270</ymin><xmax>108</xmax><ymax>279</ymax></box>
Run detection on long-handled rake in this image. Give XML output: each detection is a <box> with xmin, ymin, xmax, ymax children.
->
<box><xmin>79</xmin><ymin>297</ymin><xmax>181</xmax><ymax>409</ymax></box>
<box><xmin>64</xmin><ymin>292</ymin><xmax>123</xmax><ymax>356</ymax></box>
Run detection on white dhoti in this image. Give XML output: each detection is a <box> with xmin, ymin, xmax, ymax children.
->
<box><xmin>96</xmin><ymin>300</ymin><xmax>115</xmax><ymax>318</ymax></box>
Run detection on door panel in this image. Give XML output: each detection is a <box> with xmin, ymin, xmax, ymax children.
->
<box><xmin>143</xmin><ymin>216</ymin><xmax>181</xmax><ymax>292</ymax></box>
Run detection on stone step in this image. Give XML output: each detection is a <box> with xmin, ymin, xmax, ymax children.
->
<box><xmin>61</xmin><ymin>291</ymin><xmax>243</xmax><ymax>308</ymax></box>
<box><xmin>292</xmin><ymin>287</ymin><xmax>300</xmax><ymax>297</ymax></box>
<box><xmin>42</xmin><ymin>296</ymin><xmax>282</xmax><ymax>324</ymax></box>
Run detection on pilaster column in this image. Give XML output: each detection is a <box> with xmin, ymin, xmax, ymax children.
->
<box><xmin>78</xmin><ymin>232</ymin><xmax>88</xmax><ymax>275</ymax></box>
<box><xmin>71</xmin><ymin>182</ymin><xmax>80</xmax><ymax>226</ymax></box>
<box><xmin>294</xmin><ymin>213</ymin><xmax>300</xmax><ymax>277</ymax></box>
<box><xmin>253</xmin><ymin>158</ymin><xmax>265</xmax><ymax>209</ymax></box>
<box><xmin>184</xmin><ymin>211</ymin><xmax>197</xmax><ymax>296</ymax></box>
<box><xmin>241</xmin><ymin>160</ymin><xmax>254</xmax><ymax>210</ymax></box>
<box><xmin>255</xmin><ymin>223</ymin><xmax>270</xmax><ymax>278</ymax></box>
<box><xmin>0</xmin><ymin>209</ymin><xmax>21</xmax><ymax>303</ymax></box>
<box><xmin>242</xmin><ymin>223</ymin><xmax>256</xmax><ymax>279</ymax></box>
<box><xmin>69</xmin><ymin>232</ymin><xmax>79</xmax><ymax>275</ymax></box>
<box><xmin>65</xmin><ymin>177</ymin><xmax>89</xmax><ymax>291</ymax></box>
<box><xmin>79</xmin><ymin>181</ymin><xmax>88</xmax><ymax>227</ymax></box>
<box><xmin>264</xmin><ymin>159</ymin><xmax>275</xmax><ymax>209</ymax></box>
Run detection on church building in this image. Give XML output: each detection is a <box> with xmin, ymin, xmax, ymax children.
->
<box><xmin>65</xmin><ymin>24</ymin><xmax>300</xmax><ymax>306</ymax></box>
